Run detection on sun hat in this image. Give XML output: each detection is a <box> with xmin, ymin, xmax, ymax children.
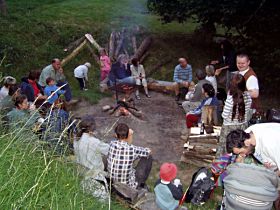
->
<box><xmin>160</xmin><ymin>163</ymin><xmax>177</xmax><ymax>182</ymax></box>
<box><xmin>84</xmin><ymin>62</ymin><xmax>91</xmax><ymax>68</ymax></box>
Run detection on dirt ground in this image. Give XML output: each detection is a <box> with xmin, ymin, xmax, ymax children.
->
<box><xmin>73</xmin><ymin>91</ymin><xmax>186</xmax><ymax>162</ymax></box>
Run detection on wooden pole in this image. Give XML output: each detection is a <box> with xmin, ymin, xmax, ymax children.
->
<box><xmin>85</xmin><ymin>33</ymin><xmax>101</xmax><ymax>51</ymax></box>
<box><xmin>61</xmin><ymin>39</ymin><xmax>87</xmax><ymax>67</ymax></box>
<box><xmin>109</xmin><ymin>32</ymin><xmax>116</xmax><ymax>60</ymax></box>
<box><xmin>86</xmin><ymin>43</ymin><xmax>100</xmax><ymax>64</ymax></box>
<box><xmin>134</xmin><ymin>36</ymin><xmax>153</xmax><ymax>60</ymax></box>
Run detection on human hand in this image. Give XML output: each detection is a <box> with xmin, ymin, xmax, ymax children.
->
<box><xmin>215</xmin><ymin>68</ymin><xmax>222</xmax><ymax>76</ymax></box>
<box><xmin>211</xmin><ymin>60</ymin><xmax>219</xmax><ymax>65</ymax></box>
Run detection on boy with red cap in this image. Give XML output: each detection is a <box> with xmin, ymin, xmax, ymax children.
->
<box><xmin>154</xmin><ymin>163</ymin><xmax>187</xmax><ymax>210</ymax></box>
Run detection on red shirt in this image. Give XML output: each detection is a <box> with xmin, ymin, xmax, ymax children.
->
<box><xmin>28</xmin><ymin>79</ymin><xmax>40</xmax><ymax>97</ymax></box>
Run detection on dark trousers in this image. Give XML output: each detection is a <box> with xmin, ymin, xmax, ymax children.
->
<box><xmin>135</xmin><ymin>155</ymin><xmax>153</xmax><ymax>187</ymax></box>
<box><xmin>57</xmin><ymin>81</ymin><xmax>72</xmax><ymax>102</ymax></box>
<box><xmin>76</xmin><ymin>77</ymin><xmax>85</xmax><ymax>90</ymax></box>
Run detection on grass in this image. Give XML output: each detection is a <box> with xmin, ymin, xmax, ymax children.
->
<box><xmin>0</xmin><ymin>0</ymin><xmax>224</xmax><ymax>209</ymax></box>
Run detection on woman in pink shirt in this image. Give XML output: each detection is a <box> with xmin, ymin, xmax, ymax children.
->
<box><xmin>99</xmin><ymin>48</ymin><xmax>111</xmax><ymax>81</ymax></box>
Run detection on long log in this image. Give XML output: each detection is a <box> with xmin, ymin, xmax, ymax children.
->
<box><xmin>181</xmin><ymin>156</ymin><xmax>210</xmax><ymax>167</ymax></box>
<box><xmin>139</xmin><ymin>52</ymin><xmax>149</xmax><ymax>64</ymax></box>
<box><xmin>61</xmin><ymin>39</ymin><xmax>87</xmax><ymax>67</ymax></box>
<box><xmin>183</xmin><ymin>149</ymin><xmax>215</xmax><ymax>156</ymax></box>
<box><xmin>85</xmin><ymin>33</ymin><xmax>101</xmax><ymax>51</ymax></box>
<box><xmin>131</xmin><ymin>35</ymin><xmax>137</xmax><ymax>54</ymax></box>
<box><xmin>114</xmin><ymin>28</ymin><xmax>126</xmax><ymax>58</ymax></box>
<box><xmin>134</xmin><ymin>36</ymin><xmax>153</xmax><ymax>60</ymax></box>
<box><xmin>188</xmin><ymin>138</ymin><xmax>218</xmax><ymax>145</ymax></box>
<box><xmin>183</xmin><ymin>152</ymin><xmax>215</xmax><ymax>161</ymax></box>
<box><xmin>86</xmin><ymin>44</ymin><xmax>100</xmax><ymax>64</ymax></box>
<box><xmin>147</xmin><ymin>80</ymin><xmax>175</xmax><ymax>93</ymax></box>
<box><xmin>189</xmin><ymin>142</ymin><xmax>217</xmax><ymax>149</ymax></box>
<box><xmin>64</xmin><ymin>36</ymin><xmax>85</xmax><ymax>52</ymax></box>
<box><xmin>109</xmin><ymin>31</ymin><xmax>116</xmax><ymax>60</ymax></box>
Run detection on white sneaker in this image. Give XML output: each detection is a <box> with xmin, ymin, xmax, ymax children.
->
<box><xmin>83</xmin><ymin>88</ymin><xmax>88</xmax><ymax>91</ymax></box>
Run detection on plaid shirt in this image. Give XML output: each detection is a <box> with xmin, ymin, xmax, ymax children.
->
<box><xmin>107</xmin><ymin>139</ymin><xmax>150</xmax><ymax>188</ymax></box>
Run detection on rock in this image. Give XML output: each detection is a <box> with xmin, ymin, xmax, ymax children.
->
<box><xmin>102</xmin><ymin>105</ymin><xmax>112</xmax><ymax>112</ymax></box>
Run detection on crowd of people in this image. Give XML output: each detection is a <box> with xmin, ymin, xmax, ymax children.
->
<box><xmin>1</xmin><ymin>39</ymin><xmax>280</xmax><ymax>210</ymax></box>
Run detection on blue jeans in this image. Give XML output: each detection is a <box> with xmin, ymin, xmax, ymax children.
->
<box><xmin>108</xmin><ymin>76</ymin><xmax>136</xmax><ymax>87</ymax></box>
<box><xmin>57</xmin><ymin>81</ymin><xmax>72</xmax><ymax>102</ymax></box>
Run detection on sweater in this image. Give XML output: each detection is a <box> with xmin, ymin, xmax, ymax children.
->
<box><xmin>109</xmin><ymin>62</ymin><xmax>131</xmax><ymax>82</ymax></box>
<box><xmin>173</xmin><ymin>64</ymin><xmax>192</xmax><ymax>83</ymax></box>
<box><xmin>154</xmin><ymin>179</ymin><xmax>183</xmax><ymax>210</ymax></box>
<box><xmin>44</xmin><ymin>85</ymin><xmax>65</xmax><ymax>104</ymax></box>
<box><xmin>189</xmin><ymin>96</ymin><xmax>219</xmax><ymax>115</ymax></box>
<box><xmin>20</xmin><ymin>77</ymin><xmax>44</xmax><ymax>102</ymax></box>
<box><xmin>130</xmin><ymin>64</ymin><xmax>146</xmax><ymax>78</ymax></box>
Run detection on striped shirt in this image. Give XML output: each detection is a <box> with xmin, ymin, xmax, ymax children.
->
<box><xmin>173</xmin><ymin>64</ymin><xmax>192</xmax><ymax>83</ymax></box>
<box><xmin>222</xmin><ymin>91</ymin><xmax>252</xmax><ymax>125</ymax></box>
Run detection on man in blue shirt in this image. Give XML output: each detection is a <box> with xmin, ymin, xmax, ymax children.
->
<box><xmin>173</xmin><ymin>58</ymin><xmax>193</xmax><ymax>101</ymax></box>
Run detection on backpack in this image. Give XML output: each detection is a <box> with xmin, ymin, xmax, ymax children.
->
<box><xmin>186</xmin><ymin>167</ymin><xmax>215</xmax><ymax>205</ymax></box>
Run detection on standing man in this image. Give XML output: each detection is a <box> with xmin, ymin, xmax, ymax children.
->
<box><xmin>39</xmin><ymin>58</ymin><xmax>72</xmax><ymax>102</ymax></box>
<box><xmin>173</xmin><ymin>58</ymin><xmax>192</xmax><ymax>101</ymax></box>
<box><xmin>236</xmin><ymin>54</ymin><xmax>259</xmax><ymax>108</ymax></box>
<box><xmin>107</xmin><ymin>123</ymin><xmax>153</xmax><ymax>189</ymax></box>
<box><xmin>74</xmin><ymin>62</ymin><xmax>91</xmax><ymax>91</ymax></box>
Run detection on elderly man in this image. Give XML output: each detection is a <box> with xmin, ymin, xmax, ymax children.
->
<box><xmin>236</xmin><ymin>54</ymin><xmax>259</xmax><ymax>108</ymax></box>
<box><xmin>39</xmin><ymin>58</ymin><xmax>72</xmax><ymax>102</ymax></box>
<box><xmin>173</xmin><ymin>58</ymin><xmax>192</xmax><ymax>101</ymax></box>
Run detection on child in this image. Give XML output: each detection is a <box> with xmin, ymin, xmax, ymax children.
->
<box><xmin>186</xmin><ymin>83</ymin><xmax>219</xmax><ymax>129</ymax></box>
<box><xmin>185</xmin><ymin>81</ymin><xmax>196</xmax><ymax>100</ymax></box>
<box><xmin>205</xmin><ymin>65</ymin><xmax>217</xmax><ymax>95</ymax></box>
<box><xmin>99</xmin><ymin>48</ymin><xmax>111</xmax><ymax>82</ymax></box>
<box><xmin>44</xmin><ymin>77</ymin><xmax>65</xmax><ymax>105</ymax></box>
<box><xmin>154</xmin><ymin>163</ymin><xmax>187</xmax><ymax>210</ymax></box>
<box><xmin>74</xmin><ymin>62</ymin><xmax>91</xmax><ymax>91</ymax></box>
<box><xmin>130</xmin><ymin>57</ymin><xmax>151</xmax><ymax>99</ymax></box>
<box><xmin>0</xmin><ymin>76</ymin><xmax>17</xmax><ymax>101</ymax></box>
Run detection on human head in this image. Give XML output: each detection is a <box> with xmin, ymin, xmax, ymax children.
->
<box><xmin>8</xmin><ymin>84</ymin><xmax>20</xmax><ymax>97</ymax></box>
<box><xmin>46</xmin><ymin>77</ymin><xmax>55</xmax><ymax>86</ymax></box>
<box><xmin>205</xmin><ymin>65</ymin><xmax>215</xmax><ymax>77</ymax></box>
<box><xmin>115</xmin><ymin>123</ymin><xmax>133</xmax><ymax>143</ymax></box>
<box><xmin>99</xmin><ymin>48</ymin><xmax>107</xmax><ymax>56</ymax></box>
<box><xmin>160</xmin><ymin>163</ymin><xmax>177</xmax><ymax>182</ymax></box>
<box><xmin>236</xmin><ymin>54</ymin><xmax>250</xmax><ymax>72</ymax></box>
<box><xmin>15</xmin><ymin>94</ymin><xmax>29</xmax><ymax>110</ymax></box>
<box><xmin>220</xmin><ymin>40</ymin><xmax>234</xmax><ymax>55</ymax></box>
<box><xmin>117</xmin><ymin>54</ymin><xmax>129</xmax><ymax>65</ymax></box>
<box><xmin>51</xmin><ymin>58</ymin><xmax>61</xmax><ymax>71</ymax></box>
<box><xmin>28</xmin><ymin>70</ymin><xmax>40</xmax><ymax>81</ymax></box>
<box><xmin>77</xmin><ymin>115</ymin><xmax>96</xmax><ymax>138</ymax></box>
<box><xmin>195</xmin><ymin>69</ymin><xmax>206</xmax><ymax>80</ymax></box>
<box><xmin>84</xmin><ymin>62</ymin><xmax>91</xmax><ymax>68</ymax></box>
<box><xmin>226</xmin><ymin>129</ymin><xmax>253</xmax><ymax>155</ymax></box>
<box><xmin>202</xmin><ymin>83</ymin><xmax>215</xmax><ymax>97</ymax></box>
<box><xmin>131</xmin><ymin>57</ymin><xmax>139</xmax><ymax>67</ymax></box>
<box><xmin>230</xmin><ymin>74</ymin><xmax>246</xmax><ymax>93</ymax></box>
<box><xmin>178</xmin><ymin>58</ymin><xmax>187</xmax><ymax>68</ymax></box>
<box><xmin>3</xmin><ymin>76</ymin><xmax>16</xmax><ymax>88</ymax></box>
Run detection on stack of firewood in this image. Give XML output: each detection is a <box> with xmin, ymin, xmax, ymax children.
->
<box><xmin>181</xmin><ymin>132</ymin><xmax>219</xmax><ymax>167</ymax></box>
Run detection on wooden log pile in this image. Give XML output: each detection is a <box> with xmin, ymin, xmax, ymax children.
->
<box><xmin>181</xmin><ymin>127</ymin><xmax>221</xmax><ymax>167</ymax></box>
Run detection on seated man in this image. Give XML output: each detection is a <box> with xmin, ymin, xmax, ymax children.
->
<box><xmin>108</xmin><ymin>54</ymin><xmax>135</xmax><ymax>86</ymax></box>
<box><xmin>39</xmin><ymin>58</ymin><xmax>72</xmax><ymax>102</ymax></box>
<box><xmin>107</xmin><ymin>123</ymin><xmax>152</xmax><ymax>189</ymax></box>
<box><xmin>173</xmin><ymin>58</ymin><xmax>192</xmax><ymax>101</ymax></box>
<box><xmin>182</xmin><ymin>69</ymin><xmax>211</xmax><ymax>113</ymax></box>
<box><xmin>0</xmin><ymin>76</ymin><xmax>16</xmax><ymax>101</ymax></box>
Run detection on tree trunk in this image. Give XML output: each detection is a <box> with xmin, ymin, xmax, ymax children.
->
<box><xmin>109</xmin><ymin>32</ymin><xmax>116</xmax><ymax>60</ymax></box>
<box><xmin>134</xmin><ymin>36</ymin><xmax>153</xmax><ymax>60</ymax></box>
<box><xmin>0</xmin><ymin>0</ymin><xmax>7</xmax><ymax>16</ymax></box>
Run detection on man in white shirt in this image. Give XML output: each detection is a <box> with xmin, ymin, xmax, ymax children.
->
<box><xmin>237</xmin><ymin>54</ymin><xmax>259</xmax><ymax>99</ymax></box>
<box><xmin>74</xmin><ymin>62</ymin><xmax>91</xmax><ymax>91</ymax></box>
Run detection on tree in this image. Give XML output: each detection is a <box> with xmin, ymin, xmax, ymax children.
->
<box><xmin>0</xmin><ymin>0</ymin><xmax>7</xmax><ymax>16</ymax></box>
<box><xmin>148</xmin><ymin>0</ymin><xmax>280</xmax><ymax>92</ymax></box>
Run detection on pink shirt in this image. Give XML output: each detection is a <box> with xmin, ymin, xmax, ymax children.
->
<box><xmin>100</xmin><ymin>55</ymin><xmax>111</xmax><ymax>72</ymax></box>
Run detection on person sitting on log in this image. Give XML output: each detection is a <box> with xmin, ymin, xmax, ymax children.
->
<box><xmin>39</xmin><ymin>58</ymin><xmax>73</xmax><ymax>103</ymax></box>
<box><xmin>74</xmin><ymin>115</ymin><xmax>110</xmax><ymax>202</ymax></box>
<box><xmin>130</xmin><ymin>57</ymin><xmax>151</xmax><ymax>99</ymax></box>
<box><xmin>99</xmin><ymin>48</ymin><xmax>111</xmax><ymax>82</ymax></box>
<box><xmin>108</xmin><ymin>54</ymin><xmax>135</xmax><ymax>86</ymax></box>
<box><xmin>173</xmin><ymin>58</ymin><xmax>192</xmax><ymax>101</ymax></box>
<box><xmin>20</xmin><ymin>70</ymin><xmax>47</xmax><ymax>106</ymax></box>
<box><xmin>154</xmin><ymin>162</ymin><xmax>187</xmax><ymax>210</ymax></box>
<box><xmin>0</xmin><ymin>76</ymin><xmax>17</xmax><ymax>102</ymax></box>
<box><xmin>182</xmin><ymin>69</ymin><xmax>211</xmax><ymax>114</ymax></box>
<box><xmin>182</xmin><ymin>83</ymin><xmax>219</xmax><ymax>140</ymax></box>
<box><xmin>216</xmin><ymin>74</ymin><xmax>252</xmax><ymax>157</ymax></box>
<box><xmin>74</xmin><ymin>62</ymin><xmax>91</xmax><ymax>91</ymax></box>
<box><xmin>107</xmin><ymin>123</ymin><xmax>152</xmax><ymax>189</ymax></box>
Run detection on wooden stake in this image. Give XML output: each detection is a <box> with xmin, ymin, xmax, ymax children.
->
<box><xmin>109</xmin><ymin>32</ymin><xmax>116</xmax><ymax>60</ymax></box>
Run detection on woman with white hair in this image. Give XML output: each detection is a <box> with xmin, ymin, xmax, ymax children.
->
<box><xmin>74</xmin><ymin>62</ymin><xmax>91</xmax><ymax>91</ymax></box>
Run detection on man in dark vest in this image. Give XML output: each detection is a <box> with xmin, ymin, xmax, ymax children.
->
<box><xmin>236</xmin><ymin>54</ymin><xmax>259</xmax><ymax>108</ymax></box>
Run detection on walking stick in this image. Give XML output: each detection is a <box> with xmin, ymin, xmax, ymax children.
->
<box><xmin>179</xmin><ymin>187</ymin><xmax>189</xmax><ymax>207</ymax></box>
